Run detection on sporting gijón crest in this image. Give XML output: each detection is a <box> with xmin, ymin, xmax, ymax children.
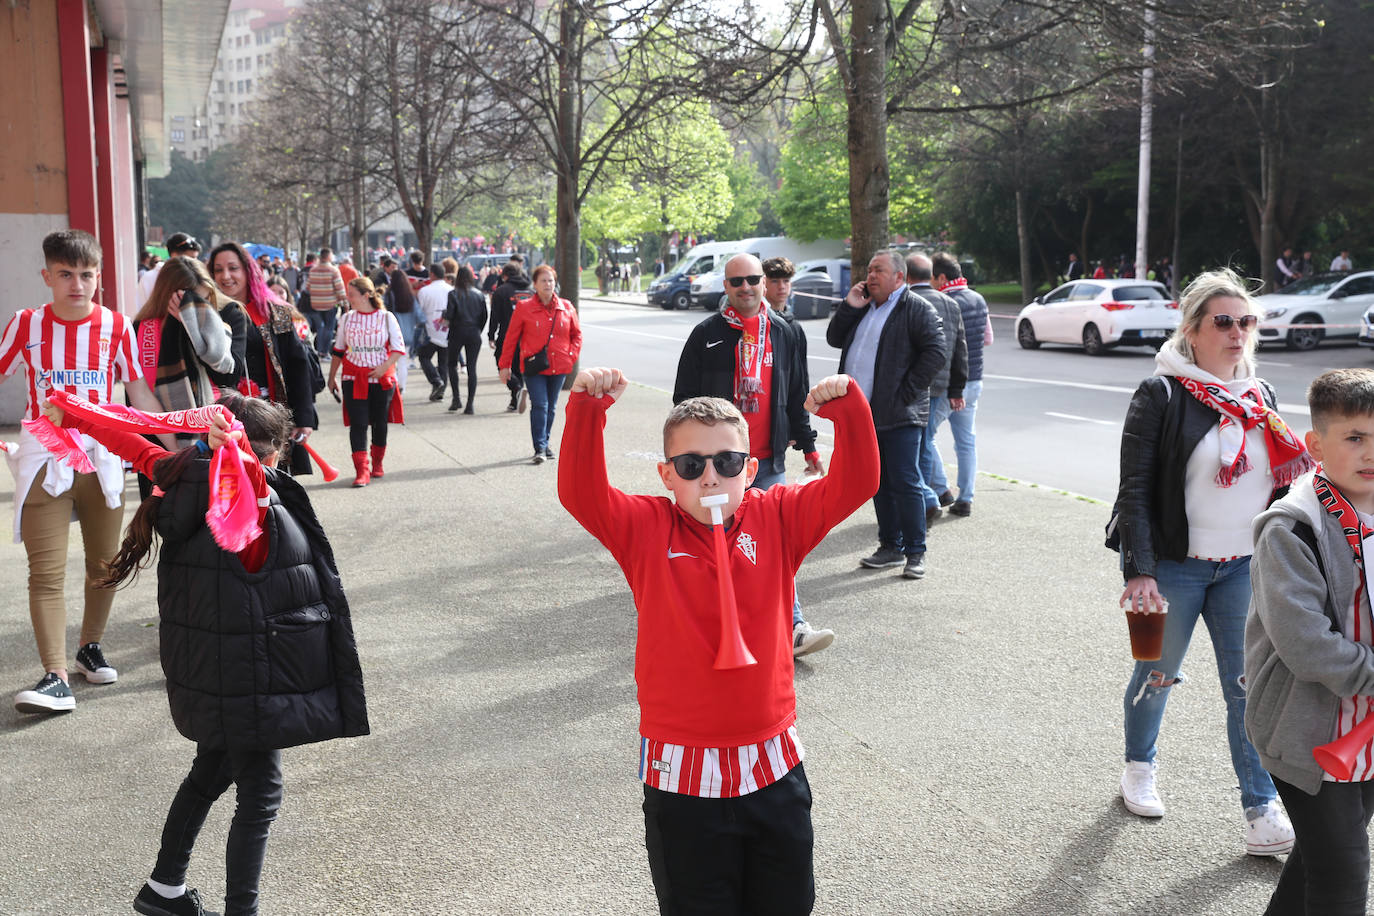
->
<box><xmin>736</xmin><ymin>531</ymin><xmax>757</xmax><ymax>565</ymax></box>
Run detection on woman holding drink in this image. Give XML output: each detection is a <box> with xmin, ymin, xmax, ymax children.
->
<box><xmin>1108</xmin><ymin>269</ymin><xmax>1311</xmax><ymax>856</ymax></box>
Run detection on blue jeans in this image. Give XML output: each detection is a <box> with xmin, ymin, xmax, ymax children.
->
<box><xmin>393</xmin><ymin>309</ymin><xmax>419</xmax><ymax>357</ymax></box>
<box><xmin>307</xmin><ymin>307</ymin><xmax>337</xmax><ymax>357</ymax></box>
<box><xmin>923</xmin><ymin>380</ymin><xmax>982</xmax><ymax>504</ymax></box>
<box><xmin>751</xmin><ymin>464</ymin><xmax>804</xmax><ymax>627</ymax></box>
<box><xmin>527</xmin><ymin>373</ymin><xmax>565</xmax><ymax>452</ymax></box>
<box><xmin>873</xmin><ymin>425</ymin><xmax>926</xmax><ymax>557</ymax></box>
<box><xmin>1122</xmin><ymin>556</ymin><xmax>1276</xmax><ymax>811</ymax></box>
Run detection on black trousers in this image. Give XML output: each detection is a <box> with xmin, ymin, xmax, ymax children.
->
<box><xmin>643</xmin><ymin>762</ymin><xmax>814</xmax><ymax>916</ymax></box>
<box><xmin>344</xmin><ymin>382</ymin><xmax>394</xmax><ymax>452</ymax></box>
<box><xmin>1266</xmin><ymin>775</ymin><xmax>1374</xmax><ymax>915</ymax></box>
<box><xmin>447</xmin><ymin>332</ymin><xmax>482</xmax><ymax>406</ymax></box>
<box><xmin>418</xmin><ymin>341</ymin><xmax>446</xmax><ymax>388</ymax></box>
<box><xmin>151</xmin><ymin>745</ymin><xmax>283</xmax><ymax>916</ymax></box>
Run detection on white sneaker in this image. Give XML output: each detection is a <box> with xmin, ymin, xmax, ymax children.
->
<box><xmin>1245</xmin><ymin>801</ymin><xmax>1295</xmax><ymax>856</ymax></box>
<box><xmin>792</xmin><ymin>621</ymin><xmax>834</xmax><ymax>658</ymax></box>
<box><xmin>1120</xmin><ymin>761</ymin><xmax>1165</xmax><ymax>817</ymax></box>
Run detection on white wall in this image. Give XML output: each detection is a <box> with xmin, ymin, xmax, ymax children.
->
<box><xmin>0</xmin><ymin>212</ymin><xmax>70</xmax><ymax>426</ymax></box>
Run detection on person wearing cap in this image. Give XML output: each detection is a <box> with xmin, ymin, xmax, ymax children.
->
<box><xmin>138</xmin><ymin>233</ymin><xmax>202</xmax><ymax>308</ymax></box>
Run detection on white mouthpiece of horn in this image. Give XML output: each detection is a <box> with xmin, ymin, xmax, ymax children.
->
<box><xmin>699</xmin><ymin>493</ymin><xmax>729</xmax><ymax>526</ymax></box>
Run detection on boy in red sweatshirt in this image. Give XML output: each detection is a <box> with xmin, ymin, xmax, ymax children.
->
<box><xmin>558</xmin><ymin>366</ymin><xmax>880</xmax><ymax>915</ymax></box>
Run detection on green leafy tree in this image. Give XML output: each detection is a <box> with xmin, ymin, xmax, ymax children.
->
<box><xmin>147</xmin><ymin>152</ymin><xmax>212</xmax><ymax>244</ymax></box>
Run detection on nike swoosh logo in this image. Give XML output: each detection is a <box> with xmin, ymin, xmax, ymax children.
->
<box><xmin>667</xmin><ymin>549</ymin><xmax>697</xmax><ymax>560</ymax></box>
<box><xmin>25</xmin><ymin>342</ymin><xmax>40</xmax><ymax>349</ymax></box>
<box><xmin>706</xmin><ymin>340</ymin><xmax>724</xmax><ymax>348</ymax></box>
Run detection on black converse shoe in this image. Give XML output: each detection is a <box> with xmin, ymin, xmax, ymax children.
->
<box><xmin>75</xmin><ymin>642</ymin><xmax>118</xmax><ymax>684</ymax></box>
<box><xmin>14</xmin><ymin>673</ymin><xmax>75</xmax><ymax>714</ymax></box>
<box><xmin>134</xmin><ymin>883</ymin><xmax>219</xmax><ymax>916</ymax></box>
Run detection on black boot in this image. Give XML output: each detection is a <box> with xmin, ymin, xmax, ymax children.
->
<box><xmin>507</xmin><ymin>391</ymin><xmax>518</xmax><ymax>412</ymax></box>
<box><xmin>447</xmin><ymin>396</ymin><xmax>462</xmax><ymax>412</ymax></box>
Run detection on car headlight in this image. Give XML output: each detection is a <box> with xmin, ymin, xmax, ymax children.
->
<box><xmin>1264</xmin><ymin>307</ymin><xmax>1288</xmax><ymax>320</ymax></box>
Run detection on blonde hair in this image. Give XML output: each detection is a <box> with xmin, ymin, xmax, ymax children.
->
<box><xmin>135</xmin><ymin>256</ymin><xmax>217</xmax><ymax>323</ymax></box>
<box><xmin>1169</xmin><ymin>268</ymin><xmax>1263</xmax><ymax>375</ymax></box>
<box><xmin>663</xmin><ymin>397</ymin><xmax>749</xmax><ymax>454</ymax></box>
<box><xmin>348</xmin><ymin>276</ymin><xmax>386</xmax><ymax>310</ymax></box>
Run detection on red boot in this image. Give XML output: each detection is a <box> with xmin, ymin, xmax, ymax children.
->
<box><xmin>351</xmin><ymin>451</ymin><xmax>370</xmax><ymax>488</ymax></box>
<box><xmin>370</xmin><ymin>445</ymin><xmax>386</xmax><ymax>479</ymax></box>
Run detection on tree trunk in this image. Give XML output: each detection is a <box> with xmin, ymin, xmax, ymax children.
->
<box><xmin>1258</xmin><ymin>87</ymin><xmax>1277</xmax><ymax>292</ymax></box>
<box><xmin>1171</xmin><ymin>115</ymin><xmax>1183</xmax><ymax>297</ymax></box>
<box><xmin>1016</xmin><ymin>188</ymin><xmax>1034</xmax><ymax>305</ymax></box>
<box><xmin>1078</xmin><ymin>195</ymin><xmax>1093</xmax><ymax>271</ymax></box>
<box><xmin>554</xmin><ymin>0</ymin><xmax>582</xmax><ymax>309</ymax></box>
<box><xmin>845</xmin><ymin>0</ymin><xmax>890</xmax><ymax>271</ymax></box>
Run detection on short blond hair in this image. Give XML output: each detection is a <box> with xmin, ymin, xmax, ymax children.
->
<box><xmin>663</xmin><ymin>397</ymin><xmax>749</xmax><ymax>454</ymax></box>
<box><xmin>1169</xmin><ymin>268</ymin><xmax>1263</xmax><ymax>374</ymax></box>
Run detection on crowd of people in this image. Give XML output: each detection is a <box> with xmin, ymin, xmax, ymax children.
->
<box><xmin>13</xmin><ymin>226</ymin><xmax>1374</xmax><ymax>915</ymax></box>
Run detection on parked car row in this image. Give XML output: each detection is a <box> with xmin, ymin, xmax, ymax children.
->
<box><xmin>1015</xmin><ymin>280</ymin><xmax>1178</xmax><ymax>355</ymax></box>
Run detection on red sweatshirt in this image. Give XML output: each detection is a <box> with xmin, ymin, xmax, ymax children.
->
<box><xmin>558</xmin><ymin>386</ymin><xmax>879</xmax><ymax>747</ymax></box>
<box><xmin>61</xmin><ymin>417</ymin><xmax>272</xmax><ymax>572</ymax></box>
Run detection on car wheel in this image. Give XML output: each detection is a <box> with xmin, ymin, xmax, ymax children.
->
<box><xmin>1017</xmin><ymin>320</ymin><xmax>1040</xmax><ymax>350</ymax></box>
<box><xmin>1286</xmin><ymin>315</ymin><xmax>1324</xmax><ymax>351</ymax></box>
<box><xmin>670</xmin><ymin>291</ymin><xmax>690</xmax><ymax>310</ymax></box>
<box><xmin>1083</xmin><ymin>323</ymin><xmax>1106</xmax><ymax>356</ymax></box>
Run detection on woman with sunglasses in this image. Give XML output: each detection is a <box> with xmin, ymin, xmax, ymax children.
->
<box><xmin>1109</xmin><ymin>268</ymin><xmax>1312</xmax><ymax>855</ymax></box>
<box><xmin>498</xmin><ymin>264</ymin><xmax>582</xmax><ymax>464</ymax></box>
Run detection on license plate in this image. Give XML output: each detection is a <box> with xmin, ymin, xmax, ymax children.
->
<box><xmin>1144</xmin><ymin>329</ymin><xmax>1170</xmax><ymax>336</ymax></box>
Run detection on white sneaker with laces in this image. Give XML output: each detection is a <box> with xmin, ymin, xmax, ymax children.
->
<box><xmin>1245</xmin><ymin>801</ymin><xmax>1295</xmax><ymax>856</ymax></box>
<box><xmin>1120</xmin><ymin>761</ymin><xmax>1165</xmax><ymax>817</ymax></box>
<box><xmin>792</xmin><ymin>621</ymin><xmax>834</xmax><ymax>658</ymax></box>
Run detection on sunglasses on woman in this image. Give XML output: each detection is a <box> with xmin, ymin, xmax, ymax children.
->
<box><xmin>725</xmin><ymin>275</ymin><xmax>763</xmax><ymax>288</ymax></box>
<box><xmin>1210</xmin><ymin>314</ymin><xmax>1258</xmax><ymax>331</ymax></box>
<box><xmin>666</xmin><ymin>451</ymin><xmax>748</xmax><ymax>480</ymax></box>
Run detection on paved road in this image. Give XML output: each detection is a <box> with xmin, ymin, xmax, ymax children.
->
<box><xmin>579</xmin><ymin>293</ymin><xmax>1374</xmax><ymax>502</ymax></box>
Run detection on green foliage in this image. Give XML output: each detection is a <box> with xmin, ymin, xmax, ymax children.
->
<box><xmin>716</xmin><ymin>151</ymin><xmax>770</xmax><ymax>240</ymax></box>
<box><xmin>581</xmin><ymin>100</ymin><xmax>735</xmax><ymax>247</ymax></box>
<box><xmin>776</xmin><ymin>96</ymin><xmax>934</xmax><ymax>242</ymax></box>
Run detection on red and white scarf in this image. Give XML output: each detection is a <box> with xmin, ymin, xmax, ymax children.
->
<box><xmin>1314</xmin><ymin>472</ymin><xmax>1374</xmax><ymax>571</ymax></box>
<box><xmin>935</xmin><ymin>277</ymin><xmax>968</xmax><ymax>293</ymax></box>
<box><xmin>35</xmin><ymin>391</ymin><xmax>264</xmax><ymax>552</ymax></box>
<box><xmin>1155</xmin><ymin>341</ymin><xmax>1314</xmax><ymax>487</ymax></box>
<box><xmin>721</xmin><ymin>306</ymin><xmax>769</xmax><ymax>414</ymax></box>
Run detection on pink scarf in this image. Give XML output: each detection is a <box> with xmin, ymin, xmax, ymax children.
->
<box><xmin>720</xmin><ymin>305</ymin><xmax>769</xmax><ymax>414</ymax></box>
<box><xmin>36</xmin><ymin>391</ymin><xmax>263</xmax><ymax>552</ymax></box>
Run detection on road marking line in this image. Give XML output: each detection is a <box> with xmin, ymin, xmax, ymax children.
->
<box><xmin>986</xmin><ymin>373</ymin><xmax>1310</xmax><ymax>416</ymax></box>
<box><xmin>1045</xmin><ymin>411</ymin><xmax>1117</xmax><ymax>427</ymax></box>
<box><xmin>580</xmin><ymin>323</ymin><xmax>687</xmax><ymax>343</ymax></box>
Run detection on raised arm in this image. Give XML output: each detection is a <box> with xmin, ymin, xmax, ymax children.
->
<box><xmin>557</xmin><ymin>368</ymin><xmax>649</xmax><ymax>550</ymax></box>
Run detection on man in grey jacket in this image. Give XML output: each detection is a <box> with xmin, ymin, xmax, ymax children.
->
<box><xmin>906</xmin><ymin>253</ymin><xmax>967</xmax><ymax>526</ymax></box>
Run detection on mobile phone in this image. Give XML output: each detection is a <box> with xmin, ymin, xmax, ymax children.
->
<box><xmin>859</xmin><ymin>282</ymin><xmax>869</xmax><ymax>299</ymax></box>
<box><xmin>331</xmin><ymin>388</ymin><xmax>342</xmax><ymax>403</ymax></box>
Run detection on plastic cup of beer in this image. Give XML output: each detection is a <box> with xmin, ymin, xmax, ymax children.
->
<box><xmin>1126</xmin><ymin>598</ymin><xmax>1168</xmax><ymax>661</ymax></box>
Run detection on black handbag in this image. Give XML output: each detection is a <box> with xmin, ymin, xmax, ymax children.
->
<box><xmin>522</xmin><ymin>311</ymin><xmax>558</xmax><ymax>375</ymax></box>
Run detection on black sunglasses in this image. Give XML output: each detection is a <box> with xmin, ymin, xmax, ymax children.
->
<box><xmin>1211</xmin><ymin>314</ymin><xmax>1258</xmax><ymax>331</ymax></box>
<box><xmin>725</xmin><ymin>275</ymin><xmax>763</xmax><ymax>288</ymax></box>
<box><xmin>666</xmin><ymin>451</ymin><xmax>748</xmax><ymax>480</ymax></box>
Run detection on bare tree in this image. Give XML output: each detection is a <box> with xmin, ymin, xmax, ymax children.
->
<box><xmin>461</xmin><ymin>0</ymin><xmax>817</xmax><ymax>306</ymax></box>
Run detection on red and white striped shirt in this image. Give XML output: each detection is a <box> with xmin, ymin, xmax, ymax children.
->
<box><xmin>0</xmin><ymin>303</ymin><xmax>141</xmax><ymax>420</ymax></box>
<box><xmin>640</xmin><ymin>725</ymin><xmax>804</xmax><ymax>798</ymax></box>
<box><xmin>331</xmin><ymin>308</ymin><xmax>405</xmax><ymax>369</ymax></box>
<box><xmin>1330</xmin><ymin>539</ymin><xmax>1374</xmax><ymax>782</ymax></box>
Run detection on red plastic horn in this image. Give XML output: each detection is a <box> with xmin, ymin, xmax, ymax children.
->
<box><xmin>700</xmin><ymin>494</ymin><xmax>757</xmax><ymax>670</ymax></box>
<box><xmin>298</xmin><ymin>440</ymin><xmax>340</xmax><ymax>483</ymax></box>
<box><xmin>1314</xmin><ymin>715</ymin><xmax>1374</xmax><ymax>781</ymax></box>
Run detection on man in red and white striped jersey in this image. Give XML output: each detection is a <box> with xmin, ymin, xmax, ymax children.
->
<box><xmin>2</xmin><ymin>230</ymin><xmax>161</xmax><ymax>715</ymax></box>
<box><xmin>559</xmin><ymin>366</ymin><xmax>880</xmax><ymax>915</ymax></box>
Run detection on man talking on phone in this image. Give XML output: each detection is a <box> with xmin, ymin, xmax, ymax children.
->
<box><xmin>826</xmin><ymin>249</ymin><xmax>945</xmax><ymax>581</ymax></box>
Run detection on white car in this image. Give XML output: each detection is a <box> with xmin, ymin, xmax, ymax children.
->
<box><xmin>1016</xmin><ymin>280</ymin><xmax>1177</xmax><ymax>355</ymax></box>
<box><xmin>1258</xmin><ymin>271</ymin><xmax>1374</xmax><ymax>350</ymax></box>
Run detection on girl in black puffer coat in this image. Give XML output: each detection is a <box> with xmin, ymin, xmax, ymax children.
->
<box><xmin>62</xmin><ymin>393</ymin><xmax>368</xmax><ymax>916</ymax></box>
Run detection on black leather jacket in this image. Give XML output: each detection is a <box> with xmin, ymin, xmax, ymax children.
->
<box><xmin>673</xmin><ymin>311</ymin><xmax>817</xmax><ymax>473</ymax></box>
<box><xmin>1110</xmin><ymin>375</ymin><xmax>1282</xmax><ymax>580</ymax></box>
<box><xmin>826</xmin><ymin>288</ymin><xmax>945</xmax><ymax>431</ymax></box>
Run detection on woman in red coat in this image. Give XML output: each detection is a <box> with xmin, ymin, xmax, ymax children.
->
<box><xmin>499</xmin><ymin>264</ymin><xmax>583</xmax><ymax>464</ymax></box>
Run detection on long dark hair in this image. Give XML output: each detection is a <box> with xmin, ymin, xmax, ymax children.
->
<box><xmin>100</xmin><ymin>394</ymin><xmax>292</xmax><ymax>589</ymax></box>
<box><xmin>455</xmin><ymin>265</ymin><xmax>476</xmax><ymax>291</ymax></box>
<box><xmin>209</xmin><ymin>242</ymin><xmax>282</xmax><ymax>324</ymax></box>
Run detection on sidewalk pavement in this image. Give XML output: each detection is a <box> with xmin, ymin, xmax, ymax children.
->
<box><xmin>0</xmin><ymin>372</ymin><xmax>1292</xmax><ymax>914</ymax></box>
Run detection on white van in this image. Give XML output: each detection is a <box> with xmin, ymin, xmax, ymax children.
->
<box><xmin>688</xmin><ymin>237</ymin><xmax>848</xmax><ymax>309</ymax></box>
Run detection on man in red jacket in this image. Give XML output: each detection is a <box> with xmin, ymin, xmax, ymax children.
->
<box><xmin>558</xmin><ymin>366</ymin><xmax>879</xmax><ymax>915</ymax></box>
